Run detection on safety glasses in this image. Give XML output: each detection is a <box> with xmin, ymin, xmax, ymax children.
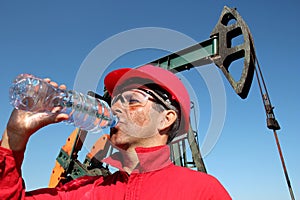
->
<box><xmin>111</xmin><ymin>88</ymin><xmax>172</xmax><ymax>110</ymax></box>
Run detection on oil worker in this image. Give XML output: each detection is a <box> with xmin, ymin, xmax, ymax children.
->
<box><xmin>0</xmin><ymin>64</ymin><xmax>231</xmax><ymax>199</ymax></box>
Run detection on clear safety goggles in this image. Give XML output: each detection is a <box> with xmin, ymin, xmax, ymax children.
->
<box><xmin>111</xmin><ymin>88</ymin><xmax>172</xmax><ymax>109</ymax></box>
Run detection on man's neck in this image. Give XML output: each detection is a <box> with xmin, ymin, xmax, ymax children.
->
<box><xmin>117</xmin><ymin>137</ymin><xmax>168</xmax><ymax>174</ymax></box>
<box><xmin>121</xmin><ymin>148</ymin><xmax>139</xmax><ymax>174</ymax></box>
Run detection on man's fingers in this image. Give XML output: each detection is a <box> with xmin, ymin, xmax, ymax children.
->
<box><xmin>44</xmin><ymin>78</ymin><xmax>51</xmax><ymax>83</ymax></box>
<box><xmin>59</xmin><ymin>84</ymin><xmax>67</xmax><ymax>90</ymax></box>
<box><xmin>50</xmin><ymin>81</ymin><xmax>58</xmax><ymax>88</ymax></box>
<box><xmin>43</xmin><ymin>78</ymin><xmax>66</xmax><ymax>90</ymax></box>
<box><xmin>53</xmin><ymin>113</ymin><xmax>69</xmax><ymax>123</ymax></box>
<box><xmin>43</xmin><ymin>78</ymin><xmax>58</xmax><ymax>87</ymax></box>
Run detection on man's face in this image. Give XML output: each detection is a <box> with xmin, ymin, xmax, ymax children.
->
<box><xmin>109</xmin><ymin>88</ymin><xmax>165</xmax><ymax>150</ymax></box>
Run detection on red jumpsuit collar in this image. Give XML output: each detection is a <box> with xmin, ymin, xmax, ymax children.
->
<box><xmin>102</xmin><ymin>145</ymin><xmax>172</xmax><ymax>173</ymax></box>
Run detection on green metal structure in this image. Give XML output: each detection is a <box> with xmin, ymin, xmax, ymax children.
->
<box><xmin>51</xmin><ymin>5</ymin><xmax>255</xmax><ymax>182</ymax></box>
<box><xmin>49</xmin><ymin>6</ymin><xmax>295</xmax><ymax>200</ymax></box>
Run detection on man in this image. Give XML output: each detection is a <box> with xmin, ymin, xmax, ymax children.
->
<box><xmin>0</xmin><ymin>64</ymin><xmax>231</xmax><ymax>199</ymax></box>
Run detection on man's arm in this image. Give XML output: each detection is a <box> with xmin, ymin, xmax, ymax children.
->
<box><xmin>1</xmin><ymin>109</ymin><xmax>68</xmax><ymax>151</ymax></box>
<box><xmin>0</xmin><ymin>79</ymin><xmax>68</xmax><ymax>199</ymax></box>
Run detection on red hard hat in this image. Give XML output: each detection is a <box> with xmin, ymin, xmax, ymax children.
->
<box><xmin>104</xmin><ymin>64</ymin><xmax>190</xmax><ymax>134</ymax></box>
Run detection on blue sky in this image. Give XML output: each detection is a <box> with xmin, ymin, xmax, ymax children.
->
<box><xmin>1</xmin><ymin>1</ymin><xmax>299</xmax><ymax>199</ymax></box>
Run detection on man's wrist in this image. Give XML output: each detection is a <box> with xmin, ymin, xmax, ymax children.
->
<box><xmin>1</xmin><ymin>129</ymin><xmax>28</xmax><ymax>151</ymax></box>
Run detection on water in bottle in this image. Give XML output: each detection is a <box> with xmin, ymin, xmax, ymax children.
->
<box><xmin>9</xmin><ymin>74</ymin><xmax>118</xmax><ymax>132</ymax></box>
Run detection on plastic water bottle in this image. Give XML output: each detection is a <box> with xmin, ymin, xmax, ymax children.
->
<box><xmin>9</xmin><ymin>74</ymin><xmax>118</xmax><ymax>132</ymax></box>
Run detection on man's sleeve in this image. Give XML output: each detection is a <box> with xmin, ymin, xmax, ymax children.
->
<box><xmin>0</xmin><ymin>145</ymin><xmax>71</xmax><ymax>200</ymax></box>
<box><xmin>0</xmin><ymin>145</ymin><xmax>26</xmax><ymax>200</ymax></box>
<box><xmin>0</xmin><ymin>144</ymin><xmax>102</xmax><ymax>200</ymax></box>
<box><xmin>207</xmin><ymin>175</ymin><xmax>232</xmax><ymax>200</ymax></box>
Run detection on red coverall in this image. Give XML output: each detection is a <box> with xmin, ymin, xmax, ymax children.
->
<box><xmin>0</xmin><ymin>144</ymin><xmax>232</xmax><ymax>200</ymax></box>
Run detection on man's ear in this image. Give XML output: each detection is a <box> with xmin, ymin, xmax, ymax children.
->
<box><xmin>158</xmin><ymin>110</ymin><xmax>177</xmax><ymax>131</ymax></box>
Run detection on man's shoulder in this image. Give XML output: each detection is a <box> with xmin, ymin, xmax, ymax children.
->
<box><xmin>169</xmin><ymin>164</ymin><xmax>206</xmax><ymax>175</ymax></box>
<box><xmin>161</xmin><ymin>164</ymin><xmax>231</xmax><ymax>198</ymax></box>
<box><xmin>167</xmin><ymin>164</ymin><xmax>216</xmax><ymax>181</ymax></box>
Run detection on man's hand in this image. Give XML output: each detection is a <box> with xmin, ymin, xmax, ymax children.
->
<box><xmin>1</xmin><ymin>78</ymin><xmax>69</xmax><ymax>151</ymax></box>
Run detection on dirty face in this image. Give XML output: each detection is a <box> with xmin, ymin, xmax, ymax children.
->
<box><xmin>109</xmin><ymin>89</ymin><xmax>165</xmax><ymax>150</ymax></box>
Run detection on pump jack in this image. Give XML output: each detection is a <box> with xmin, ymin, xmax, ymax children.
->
<box><xmin>48</xmin><ymin>6</ymin><xmax>295</xmax><ymax>200</ymax></box>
